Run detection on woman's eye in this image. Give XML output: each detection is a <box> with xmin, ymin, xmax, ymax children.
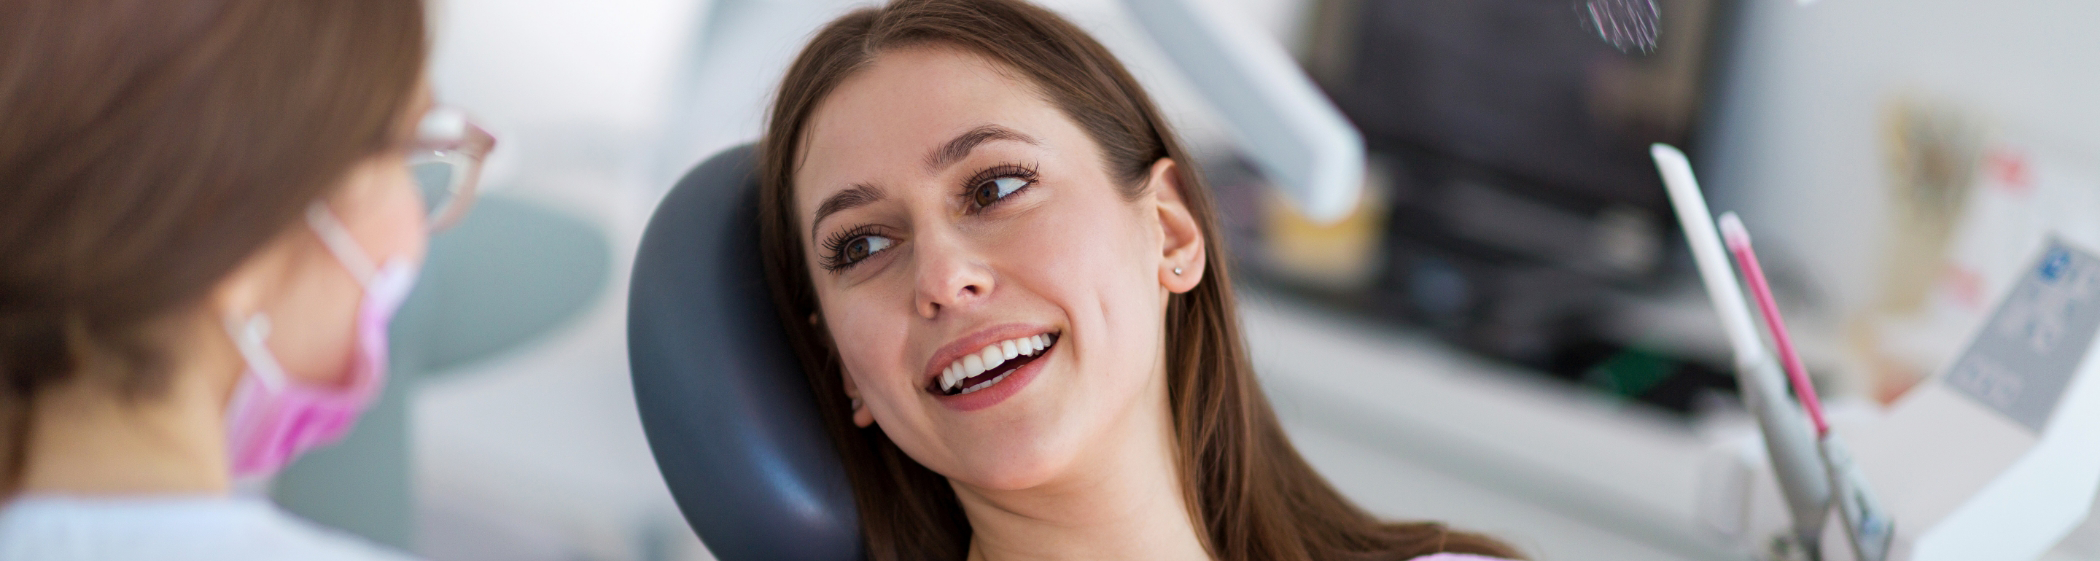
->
<box><xmin>842</xmin><ymin>235</ymin><xmax>894</xmax><ymax>264</ymax></box>
<box><xmin>970</xmin><ymin>176</ymin><xmax>1029</xmax><ymax>208</ymax></box>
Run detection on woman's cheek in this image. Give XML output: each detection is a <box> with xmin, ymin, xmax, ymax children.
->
<box><xmin>1009</xmin><ymin>200</ymin><xmax>1114</xmax><ymax>279</ymax></box>
<box><xmin>828</xmin><ymin>298</ymin><xmax>910</xmax><ymax>394</ymax></box>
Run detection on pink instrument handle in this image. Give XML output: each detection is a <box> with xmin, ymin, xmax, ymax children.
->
<box><xmin>1721</xmin><ymin>216</ymin><xmax>1829</xmax><ymax>435</ymax></box>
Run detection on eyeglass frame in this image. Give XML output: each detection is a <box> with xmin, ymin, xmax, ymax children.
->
<box><xmin>406</xmin><ymin>106</ymin><xmax>495</xmax><ymax>232</ymax></box>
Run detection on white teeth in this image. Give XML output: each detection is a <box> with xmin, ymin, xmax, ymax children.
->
<box><xmin>959</xmin><ymin>371</ymin><xmax>1012</xmax><ymax>395</ymax></box>
<box><xmin>962</xmin><ymin>354</ymin><xmax>986</xmax><ymax>378</ymax></box>
<box><xmin>937</xmin><ymin>333</ymin><xmax>1060</xmax><ymax>394</ymax></box>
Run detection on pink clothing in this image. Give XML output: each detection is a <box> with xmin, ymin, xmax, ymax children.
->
<box><xmin>1411</xmin><ymin>555</ymin><xmax>1513</xmax><ymax>561</ymax></box>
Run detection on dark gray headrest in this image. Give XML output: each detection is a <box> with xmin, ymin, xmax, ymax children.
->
<box><xmin>626</xmin><ymin>144</ymin><xmax>861</xmax><ymax>560</ymax></box>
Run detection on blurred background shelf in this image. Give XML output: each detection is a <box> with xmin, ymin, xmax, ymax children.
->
<box><xmin>1242</xmin><ymin>287</ymin><xmax>1738</xmax><ymax>561</ymax></box>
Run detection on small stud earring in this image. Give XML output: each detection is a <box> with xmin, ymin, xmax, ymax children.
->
<box><xmin>1173</xmin><ymin>267</ymin><xmax>1183</xmax><ymax>275</ymax></box>
<box><xmin>850</xmin><ymin>397</ymin><xmax>862</xmax><ymax>411</ymax></box>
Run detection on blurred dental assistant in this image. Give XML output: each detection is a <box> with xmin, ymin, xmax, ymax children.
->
<box><xmin>0</xmin><ymin>0</ymin><xmax>490</xmax><ymax>559</ymax></box>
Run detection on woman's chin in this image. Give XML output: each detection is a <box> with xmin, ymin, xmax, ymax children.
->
<box><xmin>946</xmin><ymin>457</ymin><xmax>1071</xmax><ymax>492</ymax></box>
<box><xmin>930</xmin><ymin>430</ymin><xmax>1084</xmax><ymax>492</ymax></box>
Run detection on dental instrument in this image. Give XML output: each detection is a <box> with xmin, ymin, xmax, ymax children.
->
<box><xmin>1650</xmin><ymin>144</ymin><xmax>1832</xmax><ymax>559</ymax></box>
<box><xmin>1721</xmin><ymin>213</ymin><xmax>1895</xmax><ymax>561</ymax></box>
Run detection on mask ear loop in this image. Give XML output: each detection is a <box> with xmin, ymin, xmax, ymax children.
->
<box><xmin>224</xmin><ymin>202</ymin><xmax>384</xmax><ymax>394</ymax></box>
<box><xmin>224</xmin><ymin>313</ymin><xmax>290</xmax><ymax>393</ymax></box>
<box><xmin>305</xmin><ymin>202</ymin><xmax>377</xmax><ymax>286</ymax></box>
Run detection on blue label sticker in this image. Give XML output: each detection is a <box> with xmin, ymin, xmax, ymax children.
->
<box><xmin>2040</xmin><ymin>247</ymin><xmax>2071</xmax><ymax>282</ymax></box>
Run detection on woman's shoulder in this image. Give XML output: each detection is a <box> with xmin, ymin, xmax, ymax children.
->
<box><xmin>1409</xmin><ymin>554</ymin><xmax>1518</xmax><ymax>561</ymax></box>
<box><xmin>0</xmin><ymin>494</ymin><xmax>418</xmax><ymax>561</ymax></box>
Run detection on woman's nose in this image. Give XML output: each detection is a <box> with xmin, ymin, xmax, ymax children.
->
<box><xmin>912</xmin><ymin>230</ymin><xmax>993</xmax><ymax>320</ymax></box>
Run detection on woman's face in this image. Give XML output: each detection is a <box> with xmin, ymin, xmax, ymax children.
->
<box><xmin>262</xmin><ymin>148</ymin><xmax>427</xmax><ymax>386</ymax></box>
<box><xmin>236</xmin><ymin>92</ymin><xmax>432</xmax><ymax>388</ymax></box>
<box><xmin>794</xmin><ymin>46</ymin><xmax>1204</xmax><ymax>490</ymax></box>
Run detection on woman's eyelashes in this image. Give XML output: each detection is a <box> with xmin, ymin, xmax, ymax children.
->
<box><xmin>963</xmin><ymin>163</ymin><xmax>1038</xmax><ymax>212</ymax></box>
<box><xmin>821</xmin><ymin>224</ymin><xmax>896</xmax><ymax>272</ymax></box>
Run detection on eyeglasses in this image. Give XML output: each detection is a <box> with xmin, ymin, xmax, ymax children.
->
<box><xmin>407</xmin><ymin>106</ymin><xmax>495</xmax><ymax>232</ymax></box>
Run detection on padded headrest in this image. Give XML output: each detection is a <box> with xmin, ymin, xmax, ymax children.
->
<box><xmin>627</xmin><ymin>144</ymin><xmax>861</xmax><ymax>560</ymax></box>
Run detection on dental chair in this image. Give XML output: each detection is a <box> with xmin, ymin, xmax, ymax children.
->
<box><xmin>626</xmin><ymin>144</ymin><xmax>862</xmax><ymax>561</ymax></box>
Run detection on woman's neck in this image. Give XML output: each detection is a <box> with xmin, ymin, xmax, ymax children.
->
<box><xmin>952</xmin><ymin>375</ymin><xmax>1212</xmax><ymax>561</ymax></box>
<box><xmin>17</xmin><ymin>353</ymin><xmax>237</xmax><ymax>496</ymax></box>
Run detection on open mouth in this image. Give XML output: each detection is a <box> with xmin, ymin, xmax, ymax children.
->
<box><xmin>927</xmin><ymin>332</ymin><xmax>1058</xmax><ymax>397</ymax></box>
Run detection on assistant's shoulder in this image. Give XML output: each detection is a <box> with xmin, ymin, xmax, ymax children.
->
<box><xmin>248</xmin><ymin>505</ymin><xmax>420</xmax><ymax>561</ymax></box>
<box><xmin>0</xmin><ymin>495</ymin><xmax>417</xmax><ymax>561</ymax></box>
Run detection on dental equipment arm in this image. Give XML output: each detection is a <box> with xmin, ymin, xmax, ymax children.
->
<box><xmin>1122</xmin><ymin>0</ymin><xmax>1364</xmax><ymax>223</ymax></box>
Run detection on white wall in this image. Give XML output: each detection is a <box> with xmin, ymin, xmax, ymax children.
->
<box><xmin>1699</xmin><ymin>0</ymin><xmax>2100</xmax><ymax>316</ymax></box>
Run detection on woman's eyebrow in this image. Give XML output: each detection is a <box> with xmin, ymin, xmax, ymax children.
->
<box><xmin>811</xmin><ymin>183</ymin><xmax>884</xmax><ymax>238</ymax></box>
<box><xmin>807</xmin><ymin>125</ymin><xmax>1035</xmax><ymax>237</ymax></box>
<box><xmin>925</xmin><ymin>124</ymin><xmax>1038</xmax><ymax>172</ymax></box>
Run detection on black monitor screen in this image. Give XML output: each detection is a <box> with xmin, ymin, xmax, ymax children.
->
<box><xmin>1311</xmin><ymin>0</ymin><xmax>1725</xmax><ymax>210</ymax></box>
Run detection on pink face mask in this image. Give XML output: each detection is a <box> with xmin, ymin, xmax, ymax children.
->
<box><xmin>222</xmin><ymin>203</ymin><xmax>421</xmax><ymax>478</ymax></box>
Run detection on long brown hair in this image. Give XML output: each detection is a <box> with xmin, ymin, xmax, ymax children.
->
<box><xmin>756</xmin><ymin>1</ymin><xmax>1523</xmax><ymax>559</ymax></box>
<box><xmin>0</xmin><ymin>0</ymin><xmax>429</xmax><ymax>492</ymax></box>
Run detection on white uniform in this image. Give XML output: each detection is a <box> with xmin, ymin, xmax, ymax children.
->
<box><xmin>0</xmin><ymin>495</ymin><xmax>414</xmax><ymax>561</ymax></box>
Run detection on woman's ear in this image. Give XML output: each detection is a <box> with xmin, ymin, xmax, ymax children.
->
<box><xmin>207</xmin><ymin>240</ymin><xmax>285</xmax><ymax>323</ymax></box>
<box><xmin>842</xmin><ymin>372</ymin><xmax>874</xmax><ymax>427</ymax></box>
<box><xmin>1148</xmin><ymin>158</ymin><xmax>1205</xmax><ymax>294</ymax></box>
<box><xmin>812</xmin><ymin>311</ymin><xmax>871</xmax><ymax>426</ymax></box>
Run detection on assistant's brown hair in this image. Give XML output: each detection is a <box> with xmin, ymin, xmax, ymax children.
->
<box><xmin>0</xmin><ymin>0</ymin><xmax>428</xmax><ymax>491</ymax></box>
<box><xmin>756</xmin><ymin>1</ymin><xmax>1523</xmax><ymax>559</ymax></box>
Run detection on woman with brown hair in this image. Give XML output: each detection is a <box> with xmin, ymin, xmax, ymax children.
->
<box><xmin>0</xmin><ymin>0</ymin><xmax>490</xmax><ymax>558</ymax></box>
<box><xmin>757</xmin><ymin>0</ymin><xmax>1525</xmax><ymax>559</ymax></box>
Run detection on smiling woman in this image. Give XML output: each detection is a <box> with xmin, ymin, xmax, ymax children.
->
<box><xmin>754</xmin><ymin>1</ymin><xmax>1524</xmax><ymax>560</ymax></box>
